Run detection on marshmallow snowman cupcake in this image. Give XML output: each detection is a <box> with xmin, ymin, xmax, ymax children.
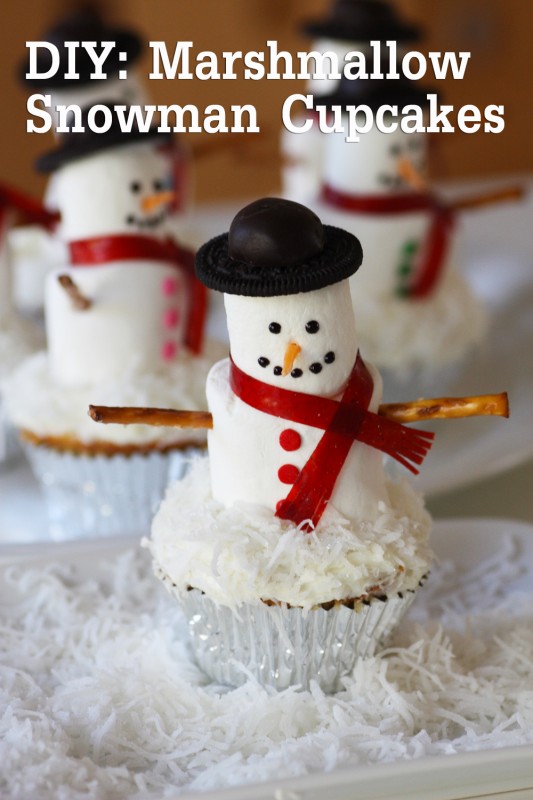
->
<box><xmin>144</xmin><ymin>199</ymin><xmax>435</xmax><ymax>691</ymax></box>
<box><xmin>4</xmin><ymin>110</ymin><xmax>220</xmax><ymax>540</ymax></box>
<box><xmin>91</xmin><ymin>198</ymin><xmax>508</xmax><ymax>691</ymax></box>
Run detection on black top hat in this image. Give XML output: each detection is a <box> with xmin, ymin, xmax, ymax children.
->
<box><xmin>302</xmin><ymin>0</ymin><xmax>421</xmax><ymax>43</ymax></box>
<box><xmin>35</xmin><ymin>103</ymin><xmax>172</xmax><ymax>173</ymax></box>
<box><xmin>195</xmin><ymin>198</ymin><xmax>363</xmax><ymax>297</ymax></box>
<box><xmin>20</xmin><ymin>4</ymin><xmax>142</xmax><ymax>89</ymax></box>
<box><xmin>319</xmin><ymin>71</ymin><xmax>432</xmax><ymax>111</ymax></box>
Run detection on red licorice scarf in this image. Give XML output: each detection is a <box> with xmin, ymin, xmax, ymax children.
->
<box><xmin>0</xmin><ymin>181</ymin><xmax>59</xmax><ymax>230</ymax></box>
<box><xmin>68</xmin><ymin>233</ymin><xmax>207</xmax><ymax>355</ymax></box>
<box><xmin>230</xmin><ymin>354</ymin><xmax>434</xmax><ymax>529</ymax></box>
<box><xmin>322</xmin><ymin>183</ymin><xmax>456</xmax><ymax>298</ymax></box>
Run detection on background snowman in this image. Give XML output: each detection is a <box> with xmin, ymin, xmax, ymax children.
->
<box><xmin>35</xmin><ymin>104</ymin><xmax>207</xmax><ymax>388</ymax></box>
<box><xmin>11</xmin><ymin>4</ymin><xmax>190</xmax><ymax>316</ymax></box>
<box><xmin>311</xmin><ymin>71</ymin><xmax>492</xmax><ymax>385</ymax></box>
<box><xmin>282</xmin><ymin>0</ymin><xmax>421</xmax><ymax>204</ymax></box>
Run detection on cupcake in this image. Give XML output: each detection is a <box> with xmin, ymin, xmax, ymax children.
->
<box><xmin>94</xmin><ymin>199</ymin><xmax>506</xmax><ymax>691</ymax></box>
<box><xmin>4</xmin><ymin>109</ymin><xmax>220</xmax><ymax>540</ymax></box>
<box><xmin>109</xmin><ymin>198</ymin><xmax>433</xmax><ymax>692</ymax></box>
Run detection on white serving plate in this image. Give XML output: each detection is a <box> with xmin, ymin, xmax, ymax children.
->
<box><xmin>1</xmin><ymin>517</ymin><xmax>533</xmax><ymax>800</ymax></box>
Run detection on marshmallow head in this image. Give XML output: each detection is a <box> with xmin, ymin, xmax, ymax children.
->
<box><xmin>324</xmin><ymin>125</ymin><xmax>428</xmax><ymax>194</ymax></box>
<box><xmin>225</xmin><ymin>279</ymin><xmax>358</xmax><ymax>397</ymax></box>
<box><xmin>53</xmin><ymin>142</ymin><xmax>173</xmax><ymax>241</ymax></box>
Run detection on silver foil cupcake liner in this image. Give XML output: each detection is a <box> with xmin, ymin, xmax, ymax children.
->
<box><xmin>22</xmin><ymin>441</ymin><xmax>203</xmax><ymax>541</ymax></box>
<box><xmin>178</xmin><ymin>587</ymin><xmax>417</xmax><ymax>693</ymax></box>
<box><xmin>0</xmin><ymin>400</ymin><xmax>22</xmax><ymax>468</ymax></box>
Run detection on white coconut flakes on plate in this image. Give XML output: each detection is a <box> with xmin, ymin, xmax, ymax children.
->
<box><xmin>1</xmin><ymin>531</ymin><xmax>533</xmax><ymax>800</ymax></box>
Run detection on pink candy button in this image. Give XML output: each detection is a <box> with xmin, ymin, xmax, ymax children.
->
<box><xmin>163</xmin><ymin>308</ymin><xmax>179</xmax><ymax>328</ymax></box>
<box><xmin>161</xmin><ymin>340</ymin><xmax>177</xmax><ymax>361</ymax></box>
<box><xmin>162</xmin><ymin>276</ymin><xmax>178</xmax><ymax>296</ymax></box>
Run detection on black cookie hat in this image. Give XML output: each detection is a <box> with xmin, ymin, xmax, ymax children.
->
<box><xmin>196</xmin><ymin>198</ymin><xmax>363</xmax><ymax>297</ymax></box>
<box><xmin>35</xmin><ymin>103</ymin><xmax>172</xmax><ymax>173</ymax></box>
<box><xmin>319</xmin><ymin>70</ymin><xmax>433</xmax><ymax>111</ymax></box>
<box><xmin>20</xmin><ymin>4</ymin><xmax>142</xmax><ymax>89</ymax></box>
<box><xmin>302</xmin><ymin>0</ymin><xmax>421</xmax><ymax>43</ymax></box>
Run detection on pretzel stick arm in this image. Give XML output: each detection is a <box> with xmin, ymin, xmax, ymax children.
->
<box><xmin>380</xmin><ymin>393</ymin><xmax>509</xmax><ymax>424</ymax></box>
<box><xmin>88</xmin><ymin>406</ymin><xmax>213</xmax><ymax>429</ymax></box>
<box><xmin>89</xmin><ymin>393</ymin><xmax>509</xmax><ymax>430</ymax></box>
<box><xmin>58</xmin><ymin>274</ymin><xmax>92</xmax><ymax>311</ymax></box>
<box><xmin>450</xmin><ymin>186</ymin><xmax>525</xmax><ymax>213</ymax></box>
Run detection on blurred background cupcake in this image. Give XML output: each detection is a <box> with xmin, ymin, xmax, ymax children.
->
<box><xmin>4</xmin><ymin>108</ymin><xmax>223</xmax><ymax>540</ymax></box>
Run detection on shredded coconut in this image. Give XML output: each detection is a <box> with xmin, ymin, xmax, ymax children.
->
<box><xmin>3</xmin><ymin>341</ymin><xmax>226</xmax><ymax>447</ymax></box>
<box><xmin>148</xmin><ymin>458</ymin><xmax>433</xmax><ymax>609</ymax></box>
<box><xmin>353</xmin><ymin>268</ymin><xmax>488</xmax><ymax>376</ymax></box>
<box><xmin>1</xmin><ymin>526</ymin><xmax>533</xmax><ymax>799</ymax></box>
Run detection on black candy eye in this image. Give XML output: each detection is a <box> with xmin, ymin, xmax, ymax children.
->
<box><xmin>153</xmin><ymin>179</ymin><xmax>164</xmax><ymax>191</ymax></box>
<box><xmin>258</xmin><ymin>357</ymin><xmax>270</xmax><ymax>368</ymax></box>
<box><xmin>309</xmin><ymin>363</ymin><xmax>322</xmax><ymax>374</ymax></box>
<box><xmin>269</xmin><ymin>322</ymin><xmax>281</xmax><ymax>334</ymax></box>
<box><xmin>390</xmin><ymin>144</ymin><xmax>402</xmax><ymax>156</ymax></box>
<box><xmin>305</xmin><ymin>320</ymin><xmax>320</xmax><ymax>334</ymax></box>
<box><xmin>130</xmin><ymin>181</ymin><xmax>141</xmax><ymax>193</ymax></box>
<box><xmin>273</xmin><ymin>366</ymin><xmax>282</xmax><ymax>376</ymax></box>
<box><xmin>324</xmin><ymin>351</ymin><xmax>335</xmax><ymax>364</ymax></box>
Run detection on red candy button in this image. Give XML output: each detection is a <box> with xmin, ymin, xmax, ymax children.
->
<box><xmin>279</xmin><ymin>429</ymin><xmax>301</xmax><ymax>451</ymax></box>
<box><xmin>278</xmin><ymin>464</ymin><xmax>300</xmax><ymax>484</ymax></box>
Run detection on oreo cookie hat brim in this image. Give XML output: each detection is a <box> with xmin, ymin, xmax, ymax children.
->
<box><xmin>36</xmin><ymin>124</ymin><xmax>172</xmax><ymax>173</ymax></box>
<box><xmin>195</xmin><ymin>225</ymin><xmax>363</xmax><ymax>297</ymax></box>
<box><xmin>20</xmin><ymin>29</ymin><xmax>142</xmax><ymax>89</ymax></box>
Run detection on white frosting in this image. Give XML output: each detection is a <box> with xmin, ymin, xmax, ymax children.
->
<box><xmin>352</xmin><ymin>266</ymin><xmax>488</xmax><ymax>373</ymax></box>
<box><xmin>149</xmin><ymin>457</ymin><xmax>432</xmax><ymax>609</ymax></box>
<box><xmin>4</xmin><ymin>341</ymin><xmax>225</xmax><ymax>446</ymax></box>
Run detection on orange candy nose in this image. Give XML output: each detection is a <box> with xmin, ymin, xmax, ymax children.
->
<box><xmin>397</xmin><ymin>156</ymin><xmax>427</xmax><ymax>192</ymax></box>
<box><xmin>281</xmin><ymin>342</ymin><xmax>302</xmax><ymax>376</ymax></box>
<box><xmin>141</xmin><ymin>190</ymin><xmax>175</xmax><ymax>213</ymax></box>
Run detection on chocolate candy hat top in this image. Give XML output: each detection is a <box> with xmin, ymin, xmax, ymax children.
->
<box><xmin>19</xmin><ymin>4</ymin><xmax>142</xmax><ymax>89</ymax></box>
<box><xmin>196</xmin><ymin>198</ymin><xmax>363</xmax><ymax>297</ymax></box>
<box><xmin>302</xmin><ymin>0</ymin><xmax>422</xmax><ymax>43</ymax></box>
<box><xmin>35</xmin><ymin>103</ymin><xmax>172</xmax><ymax>173</ymax></box>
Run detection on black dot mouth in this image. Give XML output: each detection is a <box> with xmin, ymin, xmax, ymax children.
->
<box><xmin>291</xmin><ymin>368</ymin><xmax>303</xmax><ymax>378</ymax></box>
<box><xmin>273</xmin><ymin>366</ymin><xmax>282</xmax><ymax>376</ymax></box>
<box><xmin>125</xmin><ymin>209</ymin><xmax>167</xmax><ymax>229</ymax></box>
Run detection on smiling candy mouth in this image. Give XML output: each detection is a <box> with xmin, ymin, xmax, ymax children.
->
<box><xmin>126</xmin><ymin>210</ymin><xmax>167</xmax><ymax>229</ymax></box>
